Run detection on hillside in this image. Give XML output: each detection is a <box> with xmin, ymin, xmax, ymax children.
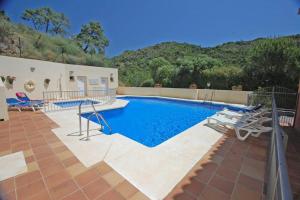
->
<box><xmin>1</xmin><ymin>10</ymin><xmax>299</xmax><ymax>90</ymax></box>
<box><xmin>109</xmin><ymin>35</ymin><xmax>300</xmax><ymax>88</ymax></box>
<box><xmin>0</xmin><ymin>14</ymin><xmax>106</xmax><ymax>67</ymax></box>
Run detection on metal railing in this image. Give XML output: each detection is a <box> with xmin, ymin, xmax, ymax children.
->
<box><xmin>78</xmin><ymin>102</ymin><xmax>112</xmax><ymax>141</ymax></box>
<box><xmin>43</xmin><ymin>89</ymin><xmax>116</xmax><ymax>112</ymax></box>
<box><xmin>209</xmin><ymin>90</ymin><xmax>215</xmax><ymax>104</ymax></box>
<box><xmin>203</xmin><ymin>89</ymin><xmax>215</xmax><ymax>104</ymax></box>
<box><xmin>265</xmin><ymin>92</ymin><xmax>293</xmax><ymax>200</ymax></box>
<box><xmin>248</xmin><ymin>92</ymin><xmax>297</xmax><ymax>109</ymax></box>
<box><xmin>247</xmin><ymin>91</ymin><xmax>297</xmax><ymax>127</ymax></box>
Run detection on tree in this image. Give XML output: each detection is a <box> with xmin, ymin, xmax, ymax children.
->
<box><xmin>156</xmin><ymin>64</ymin><xmax>176</xmax><ymax>87</ymax></box>
<box><xmin>0</xmin><ymin>10</ymin><xmax>10</xmax><ymax>21</ymax></box>
<box><xmin>173</xmin><ymin>55</ymin><xmax>221</xmax><ymax>88</ymax></box>
<box><xmin>191</xmin><ymin>55</ymin><xmax>222</xmax><ymax>87</ymax></box>
<box><xmin>22</xmin><ymin>7</ymin><xmax>69</xmax><ymax>34</ymax></box>
<box><xmin>203</xmin><ymin>66</ymin><xmax>242</xmax><ymax>89</ymax></box>
<box><xmin>174</xmin><ymin>57</ymin><xmax>194</xmax><ymax>87</ymax></box>
<box><xmin>148</xmin><ymin>57</ymin><xmax>171</xmax><ymax>82</ymax></box>
<box><xmin>51</xmin><ymin>13</ymin><xmax>69</xmax><ymax>35</ymax></box>
<box><xmin>244</xmin><ymin>38</ymin><xmax>300</xmax><ymax>90</ymax></box>
<box><xmin>75</xmin><ymin>22</ymin><xmax>109</xmax><ymax>54</ymax></box>
<box><xmin>0</xmin><ymin>10</ymin><xmax>13</xmax><ymax>45</ymax></box>
<box><xmin>22</xmin><ymin>7</ymin><xmax>52</xmax><ymax>32</ymax></box>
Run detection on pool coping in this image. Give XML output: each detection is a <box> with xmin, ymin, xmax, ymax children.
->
<box><xmin>81</xmin><ymin>95</ymin><xmax>246</xmax><ymax>148</ymax></box>
<box><xmin>52</xmin><ymin>98</ymin><xmax>102</xmax><ymax>107</ymax></box>
<box><xmin>117</xmin><ymin>95</ymin><xmax>247</xmax><ymax>109</ymax></box>
<box><xmin>44</xmin><ymin>96</ymin><xmax>244</xmax><ymax>199</ymax></box>
<box><xmin>44</xmin><ymin>98</ymin><xmax>116</xmax><ymax>112</ymax></box>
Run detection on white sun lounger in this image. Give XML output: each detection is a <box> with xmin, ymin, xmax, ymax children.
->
<box><xmin>217</xmin><ymin>109</ymin><xmax>244</xmax><ymax>118</ymax></box>
<box><xmin>207</xmin><ymin>114</ymin><xmax>270</xmax><ymax>127</ymax></box>
<box><xmin>217</xmin><ymin>108</ymin><xmax>271</xmax><ymax>121</ymax></box>
<box><xmin>206</xmin><ymin>115</ymin><xmax>272</xmax><ymax>141</ymax></box>
<box><xmin>234</xmin><ymin>123</ymin><xmax>272</xmax><ymax>141</ymax></box>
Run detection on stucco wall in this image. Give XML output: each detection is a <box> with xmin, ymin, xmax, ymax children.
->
<box><xmin>64</xmin><ymin>64</ymin><xmax>118</xmax><ymax>91</ymax></box>
<box><xmin>117</xmin><ymin>87</ymin><xmax>251</xmax><ymax>105</ymax></box>
<box><xmin>0</xmin><ymin>56</ymin><xmax>118</xmax><ymax>99</ymax></box>
<box><xmin>0</xmin><ymin>80</ymin><xmax>8</xmax><ymax>121</ymax></box>
<box><xmin>294</xmin><ymin>81</ymin><xmax>300</xmax><ymax>130</ymax></box>
<box><xmin>197</xmin><ymin>89</ymin><xmax>250</xmax><ymax>104</ymax></box>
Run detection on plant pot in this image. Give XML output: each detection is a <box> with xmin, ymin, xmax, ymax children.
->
<box><xmin>6</xmin><ymin>76</ymin><xmax>16</xmax><ymax>85</ymax></box>
<box><xmin>44</xmin><ymin>78</ymin><xmax>51</xmax><ymax>89</ymax></box>
<box><xmin>189</xmin><ymin>83</ymin><xmax>197</xmax><ymax>89</ymax></box>
<box><xmin>0</xmin><ymin>76</ymin><xmax>5</xmax><ymax>83</ymax></box>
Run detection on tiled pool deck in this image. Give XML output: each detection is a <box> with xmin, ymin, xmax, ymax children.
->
<box><xmin>166</xmin><ymin>131</ymin><xmax>268</xmax><ymax>200</ymax></box>
<box><xmin>0</xmin><ymin>111</ymin><xmax>270</xmax><ymax>200</ymax></box>
<box><xmin>285</xmin><ymin>127</ymin><xmax>300</xmax><ymax>199</ymax></box>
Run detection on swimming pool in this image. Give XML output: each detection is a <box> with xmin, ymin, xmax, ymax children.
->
<box><xmin>54</xmin><ymin>99</ymin><xmax>100</xmax><ymax>108</ymax></box>
<box><xmin>81</xmin><ymin>97</ymin><xmax>244</xmax><ymax>147</ymax></box>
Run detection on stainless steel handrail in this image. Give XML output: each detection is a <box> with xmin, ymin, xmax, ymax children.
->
<box><xmin>80</xmin><ymin>112</ymin><xmax>98</xmax><ymax>141</ymax></box>
<box><xmin>91</xmin><ymin>103</ymin><xmax>112</xmax><ymax>133</ymax></box>
<box><xmin>78</xmin><ymin>101</ymin><xmax>112</xmax><ymax>141</ymax></box>
<box><xmin>78</xmin><ymin>101</ymin><xmax>83</xmax><ymax>136</ymax></box>
<box><xmin>265</xmin><ymin>90</ymin><xmax>293</xmax><ymax>200</ymax></box>
<box><xmin>203</xmin><ymin>90</ymin><xmax>209</xmax><ymax>103</ymax></box>
<box><xmin>209</xmin><ymin>90</ymin><xmax>215</xmax><ymax>105</ymax></box>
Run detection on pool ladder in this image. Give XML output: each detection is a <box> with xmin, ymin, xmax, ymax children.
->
<box><xmin>78</xmin><ymin>101</ymin><xmax>112</xmax><ymax>141</ymax></box>
<box><xmin>203</xmin><ymin>90</ymin><xmax>215</xmax><ymax>105</ymax></box>
<box><xmin>209</xmin><ymin>90</ymin><xmax>215</xmax><ymax>105</ymax></box>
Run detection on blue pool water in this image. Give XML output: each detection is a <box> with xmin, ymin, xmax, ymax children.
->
<box><xmin>81</xmin><ymin>97</ymin><xmax>244</xmax><ymax>147</ymax></box>
<box><xmin>54</xmin><ymin>100</ymin><xmax>100</xmax><ymax>108</ymax></box>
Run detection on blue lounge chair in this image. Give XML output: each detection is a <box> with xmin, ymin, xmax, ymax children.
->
<box><xmin>6</xmin><ymin>98</ymin><xmax>37</xmax><ymax>112</ymax></box>
<box><xmin>16</xmin><ymin>92</ymin><xmax>43</xmax><ymax>107</ymax></box>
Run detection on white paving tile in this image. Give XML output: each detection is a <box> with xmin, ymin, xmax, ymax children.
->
<box><xmin>46</xmin><ymin>98</ymin><xmax>225</xmax><ymax>199</ymax></box>
<box><xmin>0</xmin><ymin>151</ymin><xmax>27</xmax><ymax>181</ymax></box>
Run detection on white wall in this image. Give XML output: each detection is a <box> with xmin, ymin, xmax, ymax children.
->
<box><xmin>0</xmin><ymin>56</ymin><xmax>118</xmax><ymax>99</ymax></box>
<box><xmin>0</xmin><ymin>80</ymin><xmax>8</xmax><ymax>120</ymax></box>
<box><xmin>117</xmin><ymin>87</ymin><xmax>251</xmax><ymax>105</ymax></box>
<box><xmin>65</xmin><ymin>64</ymin><xmax>118</xmax><ymax>91</ymax></box>
<box><xmin>294</xmin><ymin>81</ymin><xmax>300</xmax><ymax>130</ymax></box>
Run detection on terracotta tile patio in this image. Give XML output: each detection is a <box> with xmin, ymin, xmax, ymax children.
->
<box><xmin>285</xmin><ymin>127</ymin><xmax>300</xmax><ymax>199</ymax></box>
<box><xmin>0</xmin><ymin>111</ymin><xmax>146</xmax><ymax>200</ymax></box>
<box><xmin>0</xmin><ymin>111</ymin><xmax>271</xmax><ymax>200</ymax></box>
<box><xmin>165</xmin><ymin>130</ymin><xmax>269</xmax><ymax>200</ymax></box>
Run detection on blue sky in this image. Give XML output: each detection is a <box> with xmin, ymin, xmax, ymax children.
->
<box><xmin>2</xmin><ymin>0</ymin><xmax>300</xmax><ymax>57</ymax></box>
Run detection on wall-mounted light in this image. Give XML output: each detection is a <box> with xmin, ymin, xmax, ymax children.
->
<box><xmin>69</xmin><ymin>71</ymin><xmax>75</xmax><ymax>81</ymax></box>
<box><xmin>207</xmin><ymin>82</ymin><xmax>211</xmax><ymax>88</ymax></box>
<box><xmin>30</xmin><ymin>67</ymin><xmax>35</xmax><ymax>72</ymax></box>
<box><xmin>110</xmin><ymin>73</ymin><xmax>114</xmax><ymax>82</ymax></box>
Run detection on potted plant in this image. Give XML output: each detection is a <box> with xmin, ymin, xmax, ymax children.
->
<box><xmin>110</xmin><ymin>73</ymin><xmax>114</xmax><ymax>82</ymax></box>
<box><xmin>44</xmin><ymin>78</ymin><xmax>50</xmax><ymax>85</ymax></box>
<box><xmin>44</xmin><ymin>78</ymin><xmax>51</xmax><ymax>89</ymax></box>
<box><xmin>0</xmin><ymin>76</ymin><xmax>5</xmax><ymax>83</ymax></box>
<box><xmin>232</xmin><ymin>85</ymin><xmax>243</xmax><ymax>91</ymax></box>
<box><xmin>6</xmin><ymin>76</ymin><xmax>16</xmax><ymax>85</ymax></box>
<box><xmin>189</xmin><ymin>83</ymin><xmax>197</xmax><ymax>89</ymax></box>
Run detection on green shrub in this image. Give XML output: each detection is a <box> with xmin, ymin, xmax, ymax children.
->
<box><xmin>42</xmin><ymin>49</ymin><xmax>57</xmax><ymax>61</ymax></box>
<box><xmin>85</xmin><ymin>55</ymin><xmax>104</xmax><ymax>67</ymax></box>
<box><xmin>140</xmin><ymin>79</ymin><xmax>154</xmax><ymax>87</ymax></box>
<box><xmin>202</xmin><ymin>66</ymin><xmax>242</xmax><ymax>89</ymax></box>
